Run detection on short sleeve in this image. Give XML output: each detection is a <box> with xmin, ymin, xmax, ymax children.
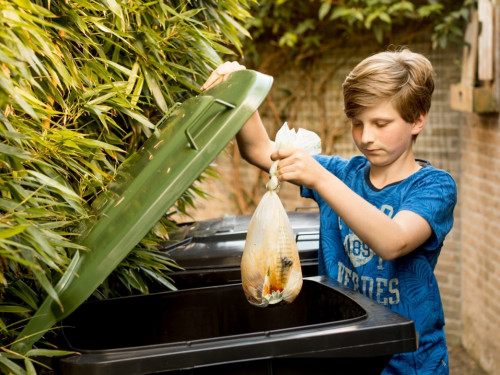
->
<box><xmin>401</xmin><ymin>171</ymin><xmax>457</xmax><ymax>250</ymax></box>
<box><xmin>300</xmin><ymin>184</ymin><xmax>315</xmax><ymax>200</ymax></box>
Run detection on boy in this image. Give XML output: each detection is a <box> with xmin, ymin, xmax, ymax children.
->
<box><xmin>201</xmin><ymin>49</ymin><xmax>457</xmax><ymax>374</ymax></box>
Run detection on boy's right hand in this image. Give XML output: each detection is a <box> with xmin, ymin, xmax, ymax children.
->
<box><xmin>201</xmin><ymin>61</ymin><xmax>246</xmax><ymax>92</ymax></box>
<box><xmin>271</xmin><ymin>147</ymin><xmax>326</xmax><ymax>190</ymax></box>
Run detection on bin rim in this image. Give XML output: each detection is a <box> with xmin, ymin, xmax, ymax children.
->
<box><xmin>56</xmin><ymin>277</ymin><xmax>417</xmax><ymax>375</ymax></box>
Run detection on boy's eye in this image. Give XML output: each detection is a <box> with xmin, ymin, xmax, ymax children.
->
<box><xmin>375</xmin><ymin>121</ymin><xmax>389</xmax><ymax>127</ymax></box>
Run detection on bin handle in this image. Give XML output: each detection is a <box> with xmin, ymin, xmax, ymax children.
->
<box><xmin>185</xmin><ymin>98</ymin><xmax>235</xmax><ymax>151</ymax></box>
<box><xmin>295</xmin><ymin>231</ymin><xmax>320</xmax><ymax>242</ymax></box>
<box><xmin>158</xmin><ymin>237</ymin><xmax>193</xmax><ymax>253</ymax></box>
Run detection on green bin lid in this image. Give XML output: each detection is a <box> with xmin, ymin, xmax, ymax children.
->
<box><xmin>14</xmin><ymin>70</ymin><xmax>273</xmax><ymax>353</ymax></box>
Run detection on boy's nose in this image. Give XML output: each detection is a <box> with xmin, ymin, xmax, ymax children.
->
<box><xmin>361</xmin><ymin>125</ymin><xmax>375</xmax><ymax>144</ymax></box>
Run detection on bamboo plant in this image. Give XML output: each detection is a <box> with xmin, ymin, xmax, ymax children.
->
<box><xmin>0</xmin><ymin>0</ymin><xmax>252</xmax><ymax>372</ymax></box>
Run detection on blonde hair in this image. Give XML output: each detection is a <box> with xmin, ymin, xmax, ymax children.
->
<box><xmin>342</xmin><ymin>48</ymin><xmax>434</xmax><ymax>124</ymax></box>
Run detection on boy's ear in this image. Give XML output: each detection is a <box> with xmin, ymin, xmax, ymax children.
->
<box><xmin>411</xmin><ymin>113</ymin><xmax>427</xmax><ymax>136</ymax></box>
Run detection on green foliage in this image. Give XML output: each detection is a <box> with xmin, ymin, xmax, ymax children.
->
<box><xmin>0</xmin><ymin>0</ymin><xmax>251</xmax><ymax>371</ymax></box>
<box><xmin>245</xmin><ymin>0</ymin><xmax>474</xmax><ymax>63</ymax></box>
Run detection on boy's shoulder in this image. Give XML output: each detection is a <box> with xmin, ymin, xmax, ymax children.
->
<box><xmin>415</xmin><ymin>160</ymin><xmax>457</xmax><ymax>188</ymax></box>
<box><xmin>403</xmin><ymin>162</ymin><xmax>457</xmax><ymax>214</ymax></box>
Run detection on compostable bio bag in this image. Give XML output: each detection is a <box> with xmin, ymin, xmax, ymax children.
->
<box><xmin>241</xmin><ymin>122</ymin><xmax>321</xmax><ymax>307</ymax></box>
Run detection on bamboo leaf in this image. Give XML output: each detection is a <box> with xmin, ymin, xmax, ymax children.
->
<box><xmin>87</xmin><ymin>92</ymin><xmax>117</xmax><ymax>106</ymax></box>
<box><xmin>125</xmin><ymin>61</ymin><xmax>140</xmax><ymax>95</ymax></box>
<box><xmin>0</xmin><ymin>317</ymin><xmax>7</xmax><ymax>332</ymax></box>
<box><xmin>0</xmin><ymin>246</ymin><xmax>42</xmax><ymax>269</ymax></box>
<box><xmin>102</xmin><ymin>0</ymin><xmax>124</xmax><ymax>21</ymax></box>
<box><xmin>8</xmin><ymin>87</ymin><xmax>39</xmax><ymax>121</ymax></box>
<box><xmin>27</xmin><ymin>171</ymin><xmax>81</xmax><ymax>201</ymax></box>
<box><xmin>8</xmin><ymin>281</ymin><xmax>39</xmax><ymax>310</ymax></box>
<box><xmin>25</xmin><ymin>348</ymin><xmax>76</xmax><ymax>357</ymax></box>
<box><xmin>30</xmin><ymin>267</ymin><xmax>62</xmax><ymax>310</ymax></box>
<box><xmin>0</xmin><ymin>144</ymin><xmax>31</xmax><ymax>160</ymax></box>
<box><xmin>74</xmin><ymin>138</ymin><xmax>124</xmax><ymax>152</ymax></box>
<box><xmin>141</xmin><ymin>65</ymin><xmax>168</xmax><ymax>113</ymax></box>
<box><xmin>24</xmin><ymin>226</ymin><xmax>64</xmax><ymax>269</ymax></box>
<box><xmin>120</xmin><ymin>108</ymin><xmax>155</xmax><ymax>129</ymax></box>
<box><xmin>55</xmin><ymin>251</ymin><xmax>81</xmax><ymax>293</ymax></box>
<box><xmin>141</xmin><ymin>267</ymin><xmax>177</xmax><ymax>290</ymax></box>
<box><xmin>220</xmin><ymin>11</ymin><xmax>251</xmax><ymax>38</ymax></box>
<box><xmin>24</xmin><ymin>359</ymin><xmax>36</xmax><ymax>375</ymax></box>
<box><xmin>0</xmin><ymin>225</ymin><xmax>30</xmax><ymax>239</ymax></box>
<box><xmin>78</xmin><ymin>158</ymin><xmax>114</xmax><ymax>180</ymax></box>
<box><xmin>0</xmin><ymin>304</ymin><xmax>32</xmax><ymax>313</ymax></box>
<box><xmin>0</xmin><ymin>354</ymin><xmax>27</xmax><ymax>375</ymax></box>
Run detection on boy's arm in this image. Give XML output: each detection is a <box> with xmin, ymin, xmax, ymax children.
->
<box><xmin>202</xmin><ymin>62</ymin><xmax>274</xmax><ymax>172</ymax></box>
<box><xmin>235</xmin><ymin>112</ymin><xmax>275</xmax><ymax>172</ymax></box>
<box><xmin>272</xmin><ymin>148</ymin><xmax>433</xmax><ymax>261</ymax></box>
<box><xmin>315</xmin><ymin>171</ymin><xmax>432</xmax><ymax>261</ymax></box>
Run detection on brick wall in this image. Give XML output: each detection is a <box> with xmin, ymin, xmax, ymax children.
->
<box><xmin>421</xmin><ymin>46</ymin><xmax>463</xmax><ymax>346</ymax></box>
<box><xmin>178</xmin><ymin>43</ymin><xmax>466</xmax><ymax>349</ymax></box>
<box><xmin>460</xmin><ymin>113</ymin><xmax>500</xmax><ymax>374</ymax></box>
<box><xmin>457</xmin><ymin>3</ymin><xmax>500</xmax><ymax>373</ymax></box>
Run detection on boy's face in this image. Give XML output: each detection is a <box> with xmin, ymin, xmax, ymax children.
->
<box><xmin>350</xmin><ymin>100</ymin><xmax>425</xmax><ymax>168</ymax></box>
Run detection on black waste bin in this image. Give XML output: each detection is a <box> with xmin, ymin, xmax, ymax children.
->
<box><xmin>55</xmin><ymin>276</ymin><xmax>417</xmax><ymax>375</ymax></box>
<box><xmin>161</xmin><ymin>210</ymin><xmax>320</xmax><ymax>289</ymax></box>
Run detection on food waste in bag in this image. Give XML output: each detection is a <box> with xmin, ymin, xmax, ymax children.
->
<box><xmin>241</xmin><ymin>122</ymin><xmax>321</xmax><ymax>307</ymax></box>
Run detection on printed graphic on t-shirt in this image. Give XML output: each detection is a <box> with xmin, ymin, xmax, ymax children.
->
<box><xmin>343</xmin><ymin>232</ymin><xmax>373</xmax><ymax>266</ymax></box>
<box><xmin>337</xmin><ymin>261</ymin><xmax>400</xmax><ymax>305</ymax></box>
<box><xmin>338</xmin><ymin>203</ymin><xmax>400</xmax><ymax>306</ymax></box>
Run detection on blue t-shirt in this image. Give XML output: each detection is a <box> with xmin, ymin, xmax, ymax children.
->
<box><xmin>301</xmin><ymin>155</ymin><xmax>457</xmax><ymax>375</ymax></box>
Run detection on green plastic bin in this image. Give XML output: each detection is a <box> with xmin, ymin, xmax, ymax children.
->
<box><xmin>13</xmin><ymin>69</ymin><xmax>273</xmax><ymax>354</ymax></box>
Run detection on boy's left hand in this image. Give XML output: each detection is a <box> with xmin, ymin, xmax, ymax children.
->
<box><xmin>201</xmin><ymin>61</ymin><xmax>246</xmax><ymax>92</ymax></box>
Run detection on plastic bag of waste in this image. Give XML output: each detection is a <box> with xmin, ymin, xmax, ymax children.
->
<box><xmin>241</xmin><ymin>122</ymin><xmax>321</xmax><ymax>307</ymax></box>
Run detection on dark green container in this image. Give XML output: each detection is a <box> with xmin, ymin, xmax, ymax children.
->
<box><xmin>14</xmin><ymin>70</ymin><xmax>273</xmax><ymax>353</ymax></box>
